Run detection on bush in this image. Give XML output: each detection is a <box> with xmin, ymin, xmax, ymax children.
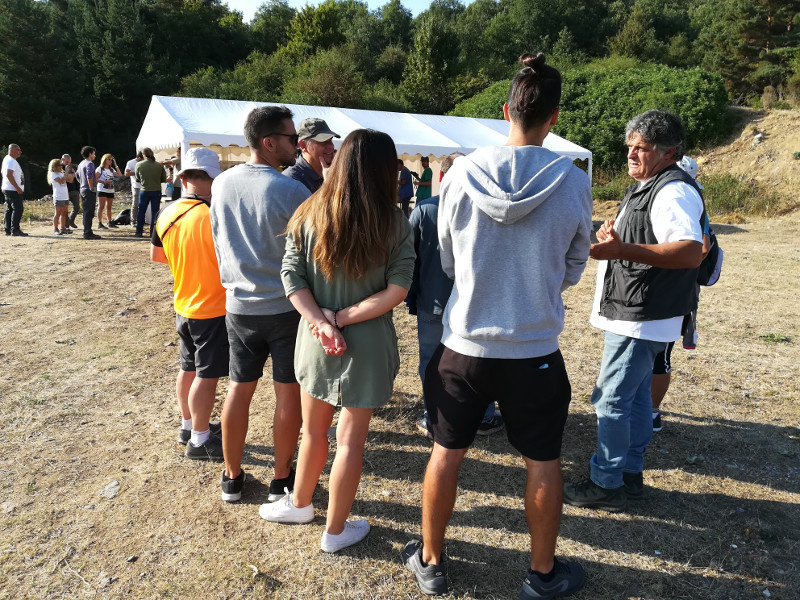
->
<box><xmin>700</xmin><ymin>173</ymin><xmax>779</xmax><ymax>216</ymax></box>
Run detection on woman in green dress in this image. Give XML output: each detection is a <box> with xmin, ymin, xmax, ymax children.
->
<box><xmin>260</xmin><ymin>129</ymin><xmax>415</xmax><ymax>553</ymax></box>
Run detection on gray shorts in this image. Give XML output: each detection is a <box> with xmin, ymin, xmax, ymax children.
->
<box><xmin>176</xmin><ymin>314</ymin><xmax>230</xmax><ymax>378</ymax></box>
<box><xmin>226</xmin><ymin>311</ymin><xmax>300</xmax><ymax>384</ymax></box>
<box><xmin>53</xmin><ymin>199</ymin><xmax>70</xmax><ymax>207</ymax></box>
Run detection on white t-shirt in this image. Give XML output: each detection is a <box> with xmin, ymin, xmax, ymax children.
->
<box><xmin>126</xmin><ymin>158</ymin><xmax>140</xmax><ymax>190</ymax></box>
<box><xmin>96</xmin><ymin>167</ymin><xmax>115</xmax><ymax>194</ymax></box>
<box><xmin>51</xmin><ymin>170</ymin><xmax>68</xmax><ymax>201</ymax></box>
<box><xmin>2</xmin><ymin>155</ymin><xmax>23</xmax><ymax>192</ymax></box>
<box><xmin>590</xmin><ymin>180</ymin><xmax>704</xmax><ymax>342</ymax></box>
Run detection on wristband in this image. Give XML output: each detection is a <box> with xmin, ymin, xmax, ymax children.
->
<box><xmin>333</xmin><ymin>310</ymin><xmax>341</xmax><ymax>330</ymax></box>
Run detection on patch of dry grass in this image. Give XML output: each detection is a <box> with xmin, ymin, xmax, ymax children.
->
<box><xmin>0</xmin><ymin>205</ymin><xmax>798</xmax><ymax>599</ymax></box>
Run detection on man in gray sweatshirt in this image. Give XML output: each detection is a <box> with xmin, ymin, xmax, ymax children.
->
<box><xmin>210</xmin><ymin>106</ymin><xmax>310</xmax><ymax>503</ymax></box>
<box><xmin>402</xmin><ymin>53</ymin><xmax>592</xmax><ymax>599</ymax></box>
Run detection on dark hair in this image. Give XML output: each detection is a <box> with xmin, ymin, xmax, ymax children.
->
<box><xmin>136</xmin><ymin>151</ymin><xmax>144</xmax><ymax>160</ymax></box>
<box><xmin>420</xmin><ymin>156</ymin><xmax>429</xmax><ymax>163</ymax></box>
<box><xmin>142</xmin><ymin>147</ymin><xmax>155</xmax><ymax>161</ymax></box>
<box><xmin>507</xmin><ymin>53</ymin><xmax>561</xmax><ymax>131</ymax></box>
<box><xmin>244</xmin><ymin>106</ymin><xmax>294</xmax><ymax>149</ymax></box>
<box><xmin>181</xmin><ymin>169</ymin><xmax>212</xmax><ymax>182</ymax></box>
<box><xmin>287</xmin><ymin>129</ymin><xmax>400</xmax><ymax>280</ymax></box>
<box><xmin>625</xmin><ymin>110</ymin><xmax>686</xmax><ymax>160</ymax></box>
<box><xmin>81</xmin><ymin>146</ymin><xmax>96</xmax><ymax>159</ymax></box>
<box><xmin>397</xmin><ymin>159</ymin><xmax>404</xmax><ymax>166</ymax></box>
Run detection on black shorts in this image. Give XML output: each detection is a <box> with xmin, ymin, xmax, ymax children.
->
<box><xmin>98</xmin><ymin>192</ymin><xmax>114</xmax><ymax>199</ymax></box>
<box><xmin>652</xmin><ymin>341</ymin><xmax>675</xmax><ymax>375</ymax></box>
<box><xmin>424</xmin><ymin>345</ymin><xmax>572</xmax><ymax>461</ymax></box>
<box><xmin>226</xmin><ymin>311</ymin><xmax>300</xmax><ymax>384</ymax></box>
<box><xmin>176</xmin><ymin>314</ymin><xmax>229</xmax><ymax>378</ymax></box>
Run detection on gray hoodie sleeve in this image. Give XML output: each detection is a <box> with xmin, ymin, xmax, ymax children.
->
<box><xmin>562</xmin><ymin>177</ymin><xmax>594</xmax><ymax>291</ymax></box>
<box><xmin>437</xmin><ymin>178</ymin><xmax>455</xmax><ymax>280</ymax></box>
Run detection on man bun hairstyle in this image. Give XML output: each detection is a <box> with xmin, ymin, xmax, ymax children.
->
<box><xmin>625</xmin><ymin>110</ymin><xmax>686</xmax><ymax>161</ymax></box>
<box><xmin>507</xmin><ymin>52</ymin><xmax>562</xmax><ymax>131</ymax></box>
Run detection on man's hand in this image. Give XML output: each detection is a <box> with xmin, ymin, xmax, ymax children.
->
<box><xmin>595</xmin><ymin>219</ymin><xmax>615</xmax><ymax>243</ymax></box>
<box><xmin>590</xmin><ymin>226</ymin><xmax>625</xmax><ymax>261</ymax></box>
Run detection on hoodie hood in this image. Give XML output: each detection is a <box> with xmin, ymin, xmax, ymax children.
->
<box><xmin>446</xmin><ymin>145</ymin><xmax>574</xmax><ymax>225</ymax></box>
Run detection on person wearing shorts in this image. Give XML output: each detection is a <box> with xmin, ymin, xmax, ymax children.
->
<box><xmin>151</xmin><ymin>147</ymin><xmax>228</xmax><ymax>463</ymax></box>
<box><xmin>402</xmin><ymin>54</ymin><xmax>592</xmax><ymax>599</ymax></box>
<box><xmin>210</xmin><ymin>105</ymin><xmax>310</xmax><ymax>503</ymax></box>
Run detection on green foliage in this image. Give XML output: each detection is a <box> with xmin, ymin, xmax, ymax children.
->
<box><xmin>283</xmin><ymin>0</ymin><xmax>345</xmax><ymax>60</ymax></box>
<box><xmin>591</xmin><ymin>169</ymin><xmax>631</xmax><ymax>203</ymax></box>
<box><xmin>282</xmin><ymin>45</ymin><xmax>365</xmax><ymax>108</ymax></box>
<box><xmin>251</xmin><ymin>0</ymin><xmax>295</xmax><ymax>55</ymax></box>
<box><xmin>701</xmin><ymin>173</ymin><xmax>780</xmax><ymax>216</ymax></box>
<box><xmin>448</xmin><ymin>79</ymin><xmax>508</xmax><ymax>118</ymax></box>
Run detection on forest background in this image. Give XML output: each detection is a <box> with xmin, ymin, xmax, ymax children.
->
<box><xmin>1</xmin><ymin>0</ymin><xmax>799</xmax><ymax>198</ymax></box>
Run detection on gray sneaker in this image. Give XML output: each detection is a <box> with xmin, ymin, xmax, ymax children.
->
<box><xmin>401</xmin><ymin>539</ymin><xmax>447</xmax><ymax>596</ymax></box>
<box><xmin>519</xmin><ymin>558</ymin><xmax>585</xmax><ymax>599</ymax></box>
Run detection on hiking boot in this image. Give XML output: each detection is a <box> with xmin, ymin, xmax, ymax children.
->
<box><xmin>178</xmin><ymin>420</ymin><xmax>221</xmax><ymax>445</ymax></box>
<box><xmin>267</xmin><ymin>468</ymin><xmax>296</xmax><ymax>502</ymax></box>
<box><xmin>416</xmin><ymin>414</ymin><xmax>433</xmax><ymax>439</ymax></box>
<box><xmin>84</xmin><ymin>233</ymin><xmax>102</xmax><ymax>240</ymax></box>
<box><xmin>320</xmin><ymin>519</ymin><xmax>370</xmax><ymax>553</ymax></box>
<box><xmin>652</xmin><ymin>411</ymin><xmax>663</xmax><ymax>432</ymax></box>
<box><xmin>11</xmin><ymin>230</ymin><xmax>28</xmax><ymax>237</ymax></box>
<box><xmin>259</xmin><ymin>490</ymin><xmax>314</xmax><ymax>523</ymax></box>
<box><xmin>563</xmin><ymin>478</ymin><xmax>626</xmax><ymax>512</ymax></box>
<box><xmin>477</xmin><ymin>413</ymin><xmax>505</xmax><ymax>436</ymax></box>
<box><xmin>185</xmin><ymin>434</ymin><xmax>224</xmax><ymax>462</ymax></box>
<box><xmin>519</xmin><ymin>558</ymin><xmax>585</xmax><ymax>599</ymax></box>
<box><xmin>622</xmin><ymin>472</ymin><xmax>644</xmax><ymax>501</ymax></box>
<box><xmin>221</xmin><ymin>468</ymin><xmax>245</xmax><ymax>503</ymax></box>
<box><xmin>402</xmin><ymin>539</ymin><xmax>447</xmax><ymax>596</ymax></box>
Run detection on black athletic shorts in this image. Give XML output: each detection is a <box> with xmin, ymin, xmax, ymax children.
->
<box><xmin>424</xmin><ymin>344</ymin><xmax>572</xmax><ymax>461</ymax></box>
<box><xmin>176</xmin><ymin>314</ymin><xmax>229</xmax><ymax>378</ymax></box>
<box><xmin>226</xmin><ymin>311</ymin><xmax>300</xmax><ymax>384</ymax></box>
<box><xmin>652</xmin><ymin>341</ymin><xmax>675</xmax><ymax>375</ymax></box>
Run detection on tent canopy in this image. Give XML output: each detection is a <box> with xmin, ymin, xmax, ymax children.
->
<box><xmin>136</xmin><ymin>95</ymin><xmax>593</xmax><ymax>178</ymax></box>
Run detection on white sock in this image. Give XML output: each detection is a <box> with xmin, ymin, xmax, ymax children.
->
<box><xmin>190</xmin><ymin>429</ymin><xmax>210</xmax><ymax>446</ymax></box>
<box><xmin>182</xmin><ymin>418</ymin><xmax>192</xmax><ymax>431</ymax></box>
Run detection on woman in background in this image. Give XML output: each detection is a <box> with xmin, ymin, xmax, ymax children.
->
<box><xmin>260</xmin><ymin>129</ymin><xmax>414</xmax><ymax>554</ymax></box>
<box><xmin>47</xmin><ymin>158</ymin><xmax>72</xmax><ymax>235</ymax></box>
<box><xmin>95</xmin><ymin>154</ymin><xmax>122</xmax><ymax>228</ymax></box>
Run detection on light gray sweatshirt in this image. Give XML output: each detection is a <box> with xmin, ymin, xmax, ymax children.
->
<box><xmin>210</xmin><ymin>163</ymin><xmax>310</xmax><ymax>315</ymax></box>
<box><xmin>438</xmin><ymin>145</ymin><xmax>593</xmax><ymax>358</ymax></box>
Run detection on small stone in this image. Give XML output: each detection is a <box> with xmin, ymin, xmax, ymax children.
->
<box><xmin>164</xmin><ymin>341</ymin><xmax>176</xmax><ymax>347</ymax></box>
<box><xmin>99</xmin><ymin>480</ymin><xmax>120</xmax><ymax>499</ymax></box>
<box><xmin>126</xmin><ymin>555</ymin><xmax>138</xmax><ymax>563</ymax></box>
<box><xmin>1</xmin><ymin>501</ymin><xmax>16</xmax><ymax>514</ymax></box>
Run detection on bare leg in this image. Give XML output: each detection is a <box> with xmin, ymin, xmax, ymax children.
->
<box><xmin>292</xmin><ymin>390</ymin><xmax>334</xmax><ymax>507</ymax></box>
<box><xmin>273</xmin><ymin>381</ymin><xmax>301</xmax><ymax>480</ymax></box>
<box><xmin>651</xmin><ymin>372</ymin><xmax>671</xmax><ymax>411</ymax></box>
<box><xmin>106</xmin><ymin>199</ymin><xmax>113</xmax><ymax>223</ymax></box>
<box><xmin>222</xmin><ymin>380</ymin><xmax>258</xmax><ymax>479</ymax></box>
<box><xmin>176</xmin><ymin>369</ymin><xmax>194</xmax><ymax>421</ymax></box>
<box><xmin>523</xmin><ymin>457</ymin><xmax>563</xmax><ymax>573</ymax></box>
<box><xmin>421</xmin><ymin>443</ymin><xmax>468</xmax><ymax>565</ymax></box>
<box><xmin>325</xmin><ymin>406</ymin><xmax>373</xmax><ymax>534</ymax></box>
<box><xmin>97</xmin><ymin>197</ymin><xmax>106</xmax><ymax>225</ymax></box>
<box><xmin>189</xmin><ymin>376</ymin><xmax>219</xmax><ymax>432</ymax></box>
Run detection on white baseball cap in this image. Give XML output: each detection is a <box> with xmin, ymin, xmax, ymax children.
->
<box><xmin>678</xmin><ymin>156</ymin><xmax>699</xmax><ymax>180</ymax></box>
<box><xmin>176</xmin><ymin>148</ymin><xmax>221</xmax><ymax>179</ymax></box>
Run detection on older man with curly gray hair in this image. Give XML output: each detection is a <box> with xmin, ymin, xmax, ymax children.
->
<box><xmin>563</xmin><ymin>109</ymin><xmax>707</xmax><ymax>512</ymax></box>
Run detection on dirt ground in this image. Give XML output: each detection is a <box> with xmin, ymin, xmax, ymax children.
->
<box><xmin>0</xmin><ymin>193</ymin><xmax>798</xmax><ymax>599</ymax></box>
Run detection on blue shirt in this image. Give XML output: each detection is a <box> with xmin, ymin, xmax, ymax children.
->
<box><xmin>398</xmin><ymin>167</ymin><xmax>413</xmax><ymax>199</ymax></box>
<box><xmin>283</xmin><ymin>155</ymin><xmax>323</xmax><ymax>193</ymax></box>
<box><xmin>405</xmin><ymin>195</ymin><xmax>453</xmax><ymax>317</ymax></box>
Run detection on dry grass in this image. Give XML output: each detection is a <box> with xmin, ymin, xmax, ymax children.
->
<box><xmin>1</xmin><ymin>199</ymin><xmax>798</xmax><ymax>600</ymax></box>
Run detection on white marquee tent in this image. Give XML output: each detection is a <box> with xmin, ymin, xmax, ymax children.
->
<box><xmin>136</xmin><ymin>96</ymin><xmax>593</xmax><ymax>193</ymax></box>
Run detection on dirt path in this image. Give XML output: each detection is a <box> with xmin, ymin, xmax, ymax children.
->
<box><xmin>1</xmin><ymin>214</ymin><xmax>798</xmax><ymax>599</ymax></box>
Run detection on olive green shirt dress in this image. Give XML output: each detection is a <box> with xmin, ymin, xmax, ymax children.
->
<box><xmin>281</xmin><ymin>214</ymin><xmax>415</xmax><ymax>408</ymax></box>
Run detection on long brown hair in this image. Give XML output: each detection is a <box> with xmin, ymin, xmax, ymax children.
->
<box><xmin>287</xmin><ymin>129</ymin><xmax>400</xmax><ymax>280</ymax></box>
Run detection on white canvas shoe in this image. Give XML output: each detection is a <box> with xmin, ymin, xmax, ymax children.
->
<box><xmin>320</xmin><ymin>519</ymin><xmax>370</xmax><ymax>553</ymax></box>
<box><xmin>258</xmin><ymin>489</ymin><xmax>314</xmax><ymax>523</ymax></box>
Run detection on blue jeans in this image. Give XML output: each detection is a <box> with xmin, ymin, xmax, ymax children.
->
<box><xmin>417</xmin><ymin>309</ymin><xmax>494</xmax><ymax>421</ymax></box>
<box><xmin>137</xmin><ymin>190</ymin><xmax>161</xmax><ymax>235</ymax></box>
<box><xmin>590</xmin><ymin>331</ymin><xmax>666</xmax><ymax>488</ymax></box>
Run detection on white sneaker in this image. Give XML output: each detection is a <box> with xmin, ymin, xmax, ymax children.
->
<box><xmin>320</xmin><ymin>519</ymin><xmax>370</xmax><ymax>553</ymax></box>
<box><xmin>258</xmin><ymin>489</ymin><xmax>314</xmax><ymax>523</ymax></box>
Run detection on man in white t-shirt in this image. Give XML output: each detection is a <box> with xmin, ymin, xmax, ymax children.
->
<box><xmin>2</xmin><ymin>143</ymin><xmax>27</xmax><ymax>236</ymax></box>
<box><xmin>563</xmin><ymin>110</ymin><xmax>705</xmax><ymax>512</ymax></box>
<box><xmin>125</xmin><ymin>151</ymin><xmax>143</xmax><ymax>225</ymax></box>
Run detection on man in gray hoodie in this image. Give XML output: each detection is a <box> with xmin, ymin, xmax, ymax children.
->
<box><xmin>402</xmin><ymin>53</ymin><xmax>593</xmax><ymax>599</ymax></box>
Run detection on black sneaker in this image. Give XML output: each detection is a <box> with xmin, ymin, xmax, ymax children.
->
<box><xmin>520</xmin><ymin>558</ymin><xmax>585</xmax><ymax>599</ymax></box>
<box><xmin>477</xmin><ymin>413</ymin><xmax>505</xmax><ymax>436</ymax></box>
<box><xmin>563</xmin><ymin>478</ymin><xmax>626</xmax><ymax>512</ymax></box>
<box><xmin>97</xmin><ymin>222</ymin><xmax>107</xmax><ymax>229</ymax></box>
<box><xmin>178</xmin><ymin>420</ymin><xmax>222</xmax><ymax>445</ymax></box>
<box><xmin>401</xmin><ymin>539</ymin><xmax>447</xmax><ymax>596</ymax></box>
<box><xmin>185</xmin><ymin>434</ymin><xmax>224</xmax><ymax>461</ymax></box>
<box><xmin>652</xmin><ymin>412</ymin><xmax>663</xmax><ymax>432</ymax></box>
<box><xmin>267</xmin><ymin>467</ymin><xmax>296</xmax><ymax>502</ymax></box>
<box><xmin>84</xmin><ymin>233</ymin><xmax>102</xmax><ymax>240</ymax></box>
<box><xmin>622</xmin><ymin>472</ymin><xmax>644</xmax><ymax>501</ymax></box>
<box><xmin>11</xmin><ymin>230</ymin><xmax>28</xmax><ymax>237</ymax></box>
<box><xmin>221</xmin><ymin>469</ymin><xmax>245</xmax><ymax>503</ymax></box>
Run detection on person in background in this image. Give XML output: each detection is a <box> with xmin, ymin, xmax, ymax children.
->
<box><xmin>125</xmin><ymin>151</ymin><xmax>143</xmax><ymax>226</ymax></box>
<box><xmin>2</xmin><ymin>143</ymin><xmax>27</xmax><ymax>236</ymax></box>
<box><xmin>134</xmin><ymin>147</ymin><xmax>166</xmax><ymax>238</ymax></box>
<box><xmin>151</xmin><ymin>148</ymin><xmax>228</xmax><ymax>462</ymax></box>
<box><xmin>47</xmin><ymin>158</ymin><xmax>72</xmax><ymax>235</ymax></box>
<box><xmin>62</xmin><ymin>154</ymin><xmax>81</xmax><ymax>230</ymax></box>
<box><xmin>413</xmin><ymin>156</ymin><xmax>432</xmax><ymax>203</ymax></box>
<box><xmin>76</xmin><ymin>145</ymin><xmax>101</xmax><ymax>240</ymax></box>
<box><xmin>282</xmin><ymin>118</ymin><xmax>339</xmax><ymax>193</ymax></box>
<box><xmin>96</xmin><ymin>154</ymin><xmax>122</xmax><ymax>229</ymax></box>
<box><xmin>260</xmin><ymin>129</ymin><xmax>414</xmax><ymax>555</ymax></box>
<box><xmin>407</xmin><ymin>151</ymin><xmax>504</xmax><ymax>440</ymax></box>
<box><xmin>398</xmin><ymin>159</ymin><xmax>414</xmax><ymax>217</ymax></box>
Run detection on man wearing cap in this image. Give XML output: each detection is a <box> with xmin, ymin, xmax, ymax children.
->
<box><xmin>151</xmin><ymin>147</ymin><xmax>229</xmax><ymax>462</ymax></box>
<box><xmin>282</xmin><ymin>117</ymin><xmax>339</xmax><ymax>193</ymax></box>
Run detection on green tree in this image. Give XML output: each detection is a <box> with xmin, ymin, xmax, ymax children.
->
<box><xmin>402</xmin><ymin>11</ymin><xmax>460</xmax><ymax>112</ymax></box>
<box><xmin>378</xmin><ymin>0</ymin><xmax>413</xmax><ymax>49</ymax></box>
<box><xmin>251</xmin><ymin>0</ymin><xmax>295</xmax><ymax>55</ymax></box>
<box><xmin>282</xmin><ymin>45</ymin><xmax>365</xmax><ymax>107</ymax></box>
<box><xmin>282</xmin><ymin>0</ymin><xmax>345</xmax><ymax>59</ymax></box>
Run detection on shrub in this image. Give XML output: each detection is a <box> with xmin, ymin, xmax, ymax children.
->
<box><xmin>700</xmin><ymin>173</ymin><xmax>779</xmax><ymax>216</ymax></box>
